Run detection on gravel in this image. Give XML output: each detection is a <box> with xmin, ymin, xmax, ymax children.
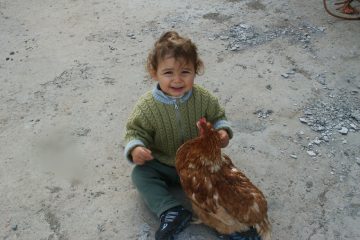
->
<box><xmin>299</xmin><ymin>89</ymin><xmax>360</xmax><ymax>142</ymax></box>
<box><xmin>210</xmin><ymin>21</ymin><xmax>325</xmax><ymax>51</ymax></box>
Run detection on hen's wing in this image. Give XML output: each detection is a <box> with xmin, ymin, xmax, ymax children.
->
<box><xmin>216</xmin><ymin>154</ymin><xmax>268</xmax><ymax>223</ymax></box>
<box><xmin>179</xmin><ymin>152</ymin><xmax>268</xmax><ymax>224</ymax></box>
<box><xmin>176</xmin><ymin>141</ymin><xmax>222</xmax><ymax>213</ymax></box>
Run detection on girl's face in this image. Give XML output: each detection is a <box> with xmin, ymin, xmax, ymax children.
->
<box><xmin>151</xmin><ymin>56</ymin><xmax>195</xmax><ymax>97</ymax></box>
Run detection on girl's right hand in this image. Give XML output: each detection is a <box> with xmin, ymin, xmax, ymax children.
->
<box><xmin>131</xmin><ymin>146</ymin><xmax>154</xmax><ymax>165</ymax></box>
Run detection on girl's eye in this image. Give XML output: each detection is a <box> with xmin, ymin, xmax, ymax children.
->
<box><xmin>182</xmin><ymin>70</ymin><xmax>190</xmax><ymax>74</ymax></box>
<box><xmin>164</xmin><ymin>71</ymin><xmax>173</xmax><ymax>75</ymax></box>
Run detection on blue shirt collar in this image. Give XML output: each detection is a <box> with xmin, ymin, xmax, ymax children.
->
<box><xmin>152</xmin><ymin>84</ymin><xmax>193</xmax><ymax>104</ymax></box>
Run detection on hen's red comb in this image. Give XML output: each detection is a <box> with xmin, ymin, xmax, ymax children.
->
<box><xmin>199</xmin><ymin>117</ymin><xmax>207</xmax><ymax>125</ymax></box>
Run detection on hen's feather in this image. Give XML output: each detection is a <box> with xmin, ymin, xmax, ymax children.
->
<box><xmin>175</xmin><ymin>119</ymin><xmax>271</xmax><ymax>240</ymax></box>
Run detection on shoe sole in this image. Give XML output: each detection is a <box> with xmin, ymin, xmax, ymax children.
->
<box><xmin>174</xmin><ymin>213</ymin><xmax>192</xmax><ymax>235</ymax></box>
<box><xmin>155</xmin><ymin>213</ymin><xmax>192</xmax><ymax>240</ymax></box>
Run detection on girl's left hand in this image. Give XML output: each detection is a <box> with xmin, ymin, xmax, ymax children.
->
<box><xmin>218</xmin><ymin>129</ymin><xmax>229</xmax><ymax>148</ymax></box>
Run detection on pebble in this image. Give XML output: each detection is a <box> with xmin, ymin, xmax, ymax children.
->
<box><xmin>254</xmin><ymin>109</ymin><xmax>273</xmax><ymax>119</ymax></box>
<box><xmin>352</xmin><ymin>110</ymin><xmax>360</xmax><ymax>121</ymax></box>
<box><xmin>356</xmin><ymin>157</ymin><xmax>360</xmax><ymax>166</ymax></box>
<box><xmin>316</xmin><ymin>126</ymin><xmax>325</xmax><ymax>132</ymax></box>
<box><xmin>220</xmin><ymin>35</ymin><xmax>229</xmax><ymax>40</ymax></box>
<box><xmin>287</xmin><ymin>70</ymin><xmax>296</xmax><ymax>75</ymax></box>
<box><xmin>281</xmin><ymin>73</ymin><xmax>289</xmax><ymax>78</ymax></box>
<box><xmin>299</xmin><ymin>118</ymin><xmax>307</xmax><ymax>123</ymax></box>
<box><xmin>11</xmin><ymin>224</ymin><xmax>18</xmax><ymax>231</ymax></box>
<box><xmin>290</xmin><ymin>154</ymin><xmax>298</xmax><ymax>159</ymax></box>
<box><xmin>240</xmin><ymin>24</ymin><xmax>250</xmax><ymax>29</ymax></box>
<box><xmin>307</xmin><ymin>150</ymin><xmax>316</xmax><ymax>156</ymax></box>
<box><xmin>338</xmin><ymin>127</ymin><xmax>348</xmax><ymax>135</ymax></box>
<box><xmin>306</xmin><ymin>181</ymin><xmax>313</xmax><ymax>188</ymax></box>
<box><xmin>127</xmin><ymin>33</ymin><xmax>136</xmax><ymax>39</ymax></box>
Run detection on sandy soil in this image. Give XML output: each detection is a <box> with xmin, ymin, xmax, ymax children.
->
<box><xmin>1</xmin><ymin>0</ymin><xmax>359</xmax><ymax>239</ymax></box>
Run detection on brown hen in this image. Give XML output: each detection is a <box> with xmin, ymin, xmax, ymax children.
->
<box><xmin>175</xmin><ymin>117</ymin><xmax>271</xmax><ymax>240</ymax></box>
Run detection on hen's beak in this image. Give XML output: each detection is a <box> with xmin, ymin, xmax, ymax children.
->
<box><xmin>197</xmin><ymin>117</ymin><xmax>207</xmax><ymax>135</ymax></box>
<box><xmin>197</xmin><ymin>117</ymin><xmax>206</xmax><ymax>129</ymax></box>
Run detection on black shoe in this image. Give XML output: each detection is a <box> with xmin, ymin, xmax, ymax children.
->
<box><xmin>155</xmin><ymin>206</ymin><xmax>192</xmax><ymax>240</ymax></box>
<box><xmin>217</xmin><ymin>227</ymin><xmax>261</xmax><ymax>240</ymax></box>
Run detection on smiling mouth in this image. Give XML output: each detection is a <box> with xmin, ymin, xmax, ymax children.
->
<box><xmin>171</xmin><ymin>86</ymin><xmax>184</xmax><ymax>90</ymax></box>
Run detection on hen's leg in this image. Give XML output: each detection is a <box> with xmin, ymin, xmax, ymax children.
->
<box><xmin>191</xmin><ymin>217</ymin><xmax>202</xmax><ymax>224</ymax></box>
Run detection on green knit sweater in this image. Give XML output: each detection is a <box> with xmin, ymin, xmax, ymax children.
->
<box><xmin>124</xmin><ymin>84</ymin><xmax>233</xmax><ymax>166</ymax></box>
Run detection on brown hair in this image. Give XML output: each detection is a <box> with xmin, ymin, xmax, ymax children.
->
<box><xmin>147</xmin><ymin>31</ymin><xmax>204</xmax><ymax>75</ymax></box>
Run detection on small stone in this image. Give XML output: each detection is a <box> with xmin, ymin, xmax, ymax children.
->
<box><xmin>11</xmin><ymin>224</ymin><xmax>18</xmax><ymax>231</ymax></box>
<box><xmin>307</xmin><ymin>151</ymin><xmax>316</xmax><ymax>156</ymax></box>
<box><xmin>313</xmin><ymin>139</ymin><xmax>321</xmax><ymax>145</ymax></box>
<box><xmin>342</xmin><ymin>139</ymin><xmax>347</xmax><ymax>144</ymax></box>
<box><xmin>304</xmin><ymin>110</ymin><xmax>312</xmax><ymax>115</ymax></box>
<box><xmin>10</xmin><ymin>51</ymin><xmax>15</xmax><ymax>55</ymax></box>
<box><xmin>322</xmin><ymin>135</ymin><xmax>329</xmax><ymax>142</ymax></box>
<box><xmin>240</xmin><ymin>24</ymin><xmax>249</xmax><ymax>29</ymax></box>
<box><xmin>299</xmin><ymin>118</ymin><xmax>308</xmax><ymax>124</ymax></box>
<box><xmin>281</xmin><ymin>73</ymin><xmax>289</xmax><ymax>78</ymax></box>
<box><xmin>219</xmin><ymin>35</ymin><xmax>229</xmax><ymax>40</ymax></box>
<box><xmin>266</xmin><ymin>84</ymin><xmax>272</xmax><ymax>90</ymax></box>
<box><xmin>290</xmin><ymin>154</ymin><xmax>297</xmax><ymax>159</ymax></box>
<box><xmin>350</xmin><ymin>123</ymin><xmax>358</xmax><ymax>130</ymax></box>
<box><xmin>356</xmin><ymin>157</ymin><xmax>360</xmax><ymax>166</ymax></box>
<box><xmin>299</xmin><ymin>131</ymin><xmax>304</xmax><ymax>135</ymax></box>
<box><xmin>351</xmin><ymin>110</ymin><xmax>360</xmax><ymax>121</ymax></box>
<box><xmin>338</xmin><ymin>127</ymin><xmax>348</xmax><ymax>135</ymax></box>
<box><xmin>287</xmin><ymin>70</ymin><xmax>295</xmax><ymax>75</ymax></box>
<box><xmin>316</xmin><ymin>126</ymin><xmax>325</xmax><ymax>132</ymax></box>
<box><xmin>97</xmin><ymin>224</ymin><xmax>105</xmax><ymax>232</ymax></box>
<box><xmin>306</xmin><ymin>181</ymin><xmax>313</xmax><ymax>188</ymax></box>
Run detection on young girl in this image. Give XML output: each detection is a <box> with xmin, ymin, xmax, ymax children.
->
<box><xmin>124</xmin><ymin>31</ymin><xmax>236</xmax><ymax>239</ymax></box>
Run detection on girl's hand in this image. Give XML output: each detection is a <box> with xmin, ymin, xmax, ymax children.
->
<box><xmin>218</xmin><ymin>129</ymin><xmax>229</xmax><ymax>148</ymax></box>
<box><xmin>131</xmin><ymin>146</ymin><xmax>154</xmax><ymax>165</ymax></box>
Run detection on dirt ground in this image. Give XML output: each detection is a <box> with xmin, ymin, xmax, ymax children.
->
<box><xmin>1</xmin><ymin>0</ymin><xmax>360</xmax><ymax>239</ymax></box>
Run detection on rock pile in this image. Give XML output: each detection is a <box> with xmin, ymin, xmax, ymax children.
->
<box><xmin>210</xmin><ymin>22</ymin><xmax>325</xmax><ymax>51</ymax></box>
<box><xmin>299</xmin><ymin>89</ymin><xmax>360</xmax><ymax>155</ymax></box>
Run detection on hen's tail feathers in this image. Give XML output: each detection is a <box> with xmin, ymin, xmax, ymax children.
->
<box><xmin>255</xmin><ymin>216</ymin><xmax>271</xmax><ymax>240</ymax></box>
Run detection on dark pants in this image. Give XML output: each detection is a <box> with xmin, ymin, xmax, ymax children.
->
<box><xmin>131</xmin><ymin>159</ymin><xmax>182</xmax><ymax>217</ymax></box>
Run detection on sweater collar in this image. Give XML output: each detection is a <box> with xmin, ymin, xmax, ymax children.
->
<box><xmin>152</xmin><ymin>84</ymin><xmax>192</xmax><ymax>104</ymax></box>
